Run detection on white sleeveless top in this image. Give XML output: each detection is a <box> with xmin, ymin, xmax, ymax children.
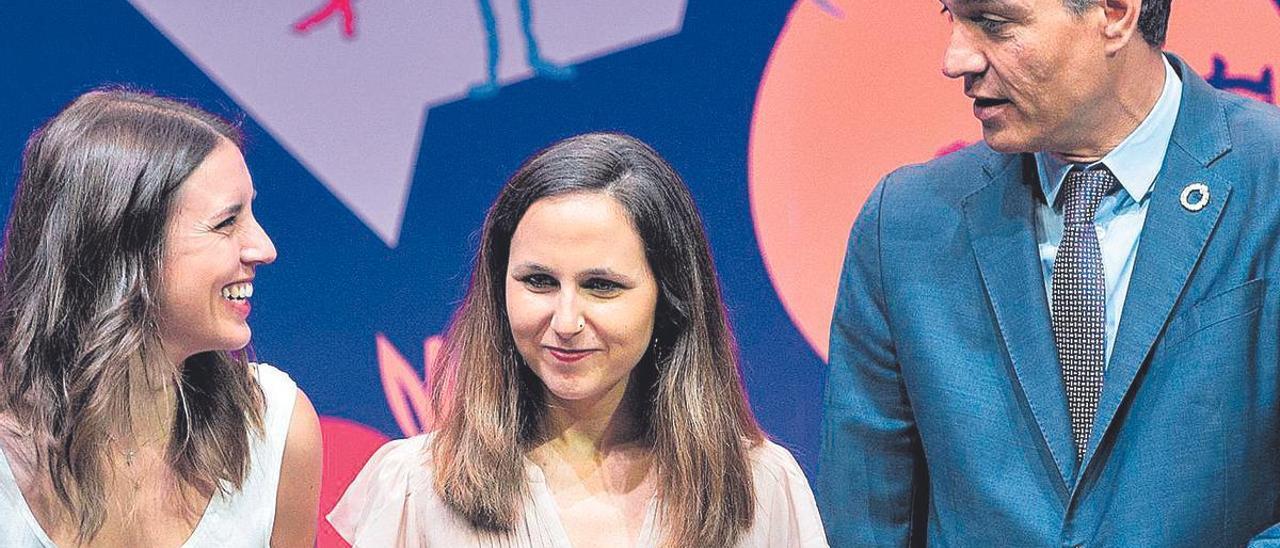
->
<box><xmin>0</xmin><ymin>363</ymin><xmax>298</xmax><ymax>547</ymax></box>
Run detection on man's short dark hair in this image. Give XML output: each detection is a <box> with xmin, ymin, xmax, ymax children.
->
<box><xmin>1064</xmin><ymin>0</ymin><xmax>1172</xmax><ymax>47</ymax></box>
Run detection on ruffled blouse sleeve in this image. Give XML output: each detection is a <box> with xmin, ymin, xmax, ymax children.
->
<box><xmin>744</xmin><ymin>440</ymin><xmax>830</xmax><ymax>548</ymax></box>
<box><xmin>327</xmin><ymin>436</ymin><xmax>430</xmax><ymax>547</ymax></box>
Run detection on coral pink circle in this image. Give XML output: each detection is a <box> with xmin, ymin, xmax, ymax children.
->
<box><xmin>749</xmin><ymin>0</ymin><xmax>978</xmax><ymax>361</ymax></box>
<box><xmin>317</xmin><ymin>416</ymin><xmax>392</xmax><ymax>548</ymax></box>
<box><xmin>749</xmin><ymin>0</ymin><xmax>1279</xmax><ymax>361</ymax></box>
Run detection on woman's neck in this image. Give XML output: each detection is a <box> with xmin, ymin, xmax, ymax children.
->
<box><xmin>116</xmin><ymin>354</ymin><xmax>179</xmax><ymax>445</ymax></box>
<box><xmin>539</xmin><ymin>377</ymin><xmax>646</xmax><ymax>461</ymax></box>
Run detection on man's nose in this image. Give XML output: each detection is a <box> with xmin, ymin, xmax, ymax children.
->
<box><xmin>941</xmin><ymin>26</ymin><xmax>987</xmax><ymax>80</ymax></box>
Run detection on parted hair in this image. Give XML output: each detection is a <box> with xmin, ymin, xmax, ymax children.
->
<box><xmin>0</xmin><ymin>89</ymin><xmax>264</xmax><ymax>540</ymax></box>
<box><xmin>430</xmin><ymin>132</ymin><xmax>765</xmax><ymax>546</ymax></box>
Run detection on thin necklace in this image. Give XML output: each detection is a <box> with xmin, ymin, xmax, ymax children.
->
<box><xmin>108</xmin><ymin>433</ymin><xmax>166</xmax><ymax>467</ymax></box>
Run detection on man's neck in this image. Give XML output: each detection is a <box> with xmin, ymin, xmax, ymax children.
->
<box><xmin>1052</xmin><ymin>49</ymin><xmax>1168</xmax><ymax>164</ymax></box>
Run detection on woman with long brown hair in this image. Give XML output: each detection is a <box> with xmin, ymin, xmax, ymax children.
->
<box><xmin>329</xmin><ymin>132</ymin><xmax>825</xmax><ymax>546</ymax></box>
<box><xmin>0</xmin><ymin>89</ymin><xmax>322</xmax><ymax>546</ymax></box>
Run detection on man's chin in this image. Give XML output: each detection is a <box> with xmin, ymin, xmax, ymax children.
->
<box><xmin>981</xmin><ymin>127</ymin><xmax>1036</xmax><ymax>154</ymax></box>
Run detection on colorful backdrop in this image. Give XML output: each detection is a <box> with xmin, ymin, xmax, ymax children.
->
<box><xmin>5</xmin><ymin>1</ymin><xmax>1278</xmax><ymax>545</ymax></box>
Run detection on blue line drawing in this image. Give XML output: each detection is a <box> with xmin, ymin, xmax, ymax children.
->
<box><xmin>1207</xmin><ymin>55</ymin><xmax>1275</xmax><ymax>105</ymax></box>
<box><xmin>469</xmin><ymin>0</ymin><xmax>576</xmax><ymax>99</ymax></box>
<box><xmin>810</xmin><ymin>0</ymin><xmax>844</xmax><ymax>18</ymax></box>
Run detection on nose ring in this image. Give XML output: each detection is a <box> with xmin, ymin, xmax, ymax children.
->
<box><xmin>577</xmin><ymin>319</ymin><xmax>585</xmax><ymax>331</ymax></box>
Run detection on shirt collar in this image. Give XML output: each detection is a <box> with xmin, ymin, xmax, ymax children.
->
<box><xmin>1036</xmin><ymin>56</ymin><xmax>1182</xmax><ymax>209</ymax></box>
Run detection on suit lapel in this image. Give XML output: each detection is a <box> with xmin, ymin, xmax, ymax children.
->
<box><xmin>1079</xmin><ymin>55</ymin><xmax>1234</xmax><ymax>474</ymax></box>
<box><xmin>964</xmin><ymin>152</ymin><xmax>1077</xmax><ymax>489</ymax></box>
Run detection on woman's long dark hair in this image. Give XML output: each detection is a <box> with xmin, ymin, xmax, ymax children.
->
<box><xmin>431</xmin><ymin>132</ymin><xmax>764</xmax><ymax>546</ymax></box>
<box><xmin>0</xmin><ymin>89</ymin><xmax>264</xmax><ymax>540</ymax></box>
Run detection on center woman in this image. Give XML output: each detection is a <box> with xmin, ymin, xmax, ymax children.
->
<box><xmin>329</xmin><ymin>133</ymin><xmax>826</xmax><ymax>547</ymax></box>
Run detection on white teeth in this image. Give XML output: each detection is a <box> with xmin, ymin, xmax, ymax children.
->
<box><xmin>221</xmin><ymin>282</ymin><xmax>254</xmax><ymax>301</ymax></box>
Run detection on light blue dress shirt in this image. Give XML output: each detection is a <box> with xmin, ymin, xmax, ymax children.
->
<box><xmin>1034</xmin><ymin>57</ymin><xmax>1182</xmax><ymax>365</ymax></box>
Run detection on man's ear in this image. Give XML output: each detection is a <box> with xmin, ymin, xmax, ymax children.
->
<box><xmin>1100</xmin><ymin>0</ymin><xmax>1143</xmax><ymax>54</ymax></box>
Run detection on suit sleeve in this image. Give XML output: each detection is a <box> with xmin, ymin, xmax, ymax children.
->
<box><xmin>817</xmin><ymin>175</ymin><xmax>928</xmax><ymax>547</ymax></box>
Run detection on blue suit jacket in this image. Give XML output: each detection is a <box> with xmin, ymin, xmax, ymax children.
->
<box><xmin>818</xmin><ymin>55</ymin><xmax>1280</xmax><ymax>547</ymax></box>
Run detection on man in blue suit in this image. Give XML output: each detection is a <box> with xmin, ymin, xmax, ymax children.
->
<box><xmin>817</xmin><ymin>0</ymin><xmax>1280</xmax><ymax>545</ymax></box>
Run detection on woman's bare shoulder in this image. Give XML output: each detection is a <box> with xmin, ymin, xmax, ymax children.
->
<box><xmin>0</xmin><ymin>413</ymin><xmax>37</xmax><ymax>473</ymax></box>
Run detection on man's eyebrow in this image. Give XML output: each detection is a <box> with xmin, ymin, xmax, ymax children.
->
<box><xmin>944</xmin><ymin>0</ymin><xmax>1021</xmax><ymax>15</ymax></box>
<box><xmin>948</xmin><ymin>0</ymin><xmax>1008</xmax><ymax>7</ymax></box>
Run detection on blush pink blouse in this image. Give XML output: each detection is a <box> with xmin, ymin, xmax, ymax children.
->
<box><xmin>328</xmin><ymin>434</ymin><xmax>829</xmax><ymax>547</ymax></box>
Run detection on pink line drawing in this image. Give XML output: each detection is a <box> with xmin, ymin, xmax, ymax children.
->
<box><xmin>293</xmin><ymin>0</ymin><xmax>357</xmax><ymax>39</ymax></box>
<box><xmin>376</xmin><ymin>333</ymin><xmax>445</xmax><ymax>437</ymax></box>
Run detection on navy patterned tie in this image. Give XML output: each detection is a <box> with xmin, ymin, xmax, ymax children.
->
<box><xmin>1051</xmin><ymin>167</ymin><xmax>1113</xmax><ymax>460</ymax></box>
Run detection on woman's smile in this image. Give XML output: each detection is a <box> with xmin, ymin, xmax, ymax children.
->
<box><xmin>545</xmin><ymin>346</ymin><xmax>598</xmax><ymax>364</ymax></box>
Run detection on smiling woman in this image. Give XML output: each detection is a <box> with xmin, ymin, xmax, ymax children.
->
<box><xmin>329</xmin><ymin>132</ymin><xmax>828</xmax><ymax>547</ymax></box>
<box><xmin>504</xmin><ymin>192</ymin><xmax>660</xmax><ymax>409</ymax></box>
<box><xmin>0</xmin><ymin>89</ymin><xmax>321</xmax><ymax>547</ymax></box>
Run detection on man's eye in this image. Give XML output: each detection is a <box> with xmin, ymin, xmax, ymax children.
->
<box><xmin>520</xmin><ymin>274</ymin><xmax>557</xmax><ymax>291</ymax></box>
<box><xmin>972</xmin><ymin>15</ymin><xmax>1010</xmax><ymax>32</ymax></box>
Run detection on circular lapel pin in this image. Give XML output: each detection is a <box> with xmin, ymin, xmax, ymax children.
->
<box><xmin>1180</xmin><ymin>182</ymin><xmax>1210</xmax><ymax>212</ymax></box>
